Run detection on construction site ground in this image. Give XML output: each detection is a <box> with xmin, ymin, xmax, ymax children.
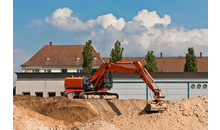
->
<box><xmin>13</xmin><ymin>95</ymin><xmax>208</xmax><ymax>130</ymax></box>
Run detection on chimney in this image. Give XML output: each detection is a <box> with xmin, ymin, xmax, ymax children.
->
<box><xmin>86</xmin><ymin>41</ymin><xmax>88</xmax><ymax>45</ymax></box>
<box><xmin>98</xmin><ymin>53</ymin><xmax>100</xmax><ymax>56</ymax></box>
<box><xmin>49</xmin><ymin>41</ymin><xmax>52</xmax><ymax>45</ymax></box>
<box><xmin>200</xmin><ymin>52</ymin><xmax>202</xmax><ymax>58</ymax></box>
<box><xmin>160</xmin><ymin>52</ymin><xmax>163</xmax><ymax>58</ymax></box>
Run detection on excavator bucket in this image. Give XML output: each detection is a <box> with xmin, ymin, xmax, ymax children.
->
<box><xmin>139</xmin><ymin>101</ymin><xmax>166</xmax><ymax>115</ymax></box>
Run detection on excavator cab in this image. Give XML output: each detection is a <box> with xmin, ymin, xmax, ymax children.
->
<box><xmin>92</xmin><ymin>69</ymin><xmax>113</xmax><ymax>90</ymax></box>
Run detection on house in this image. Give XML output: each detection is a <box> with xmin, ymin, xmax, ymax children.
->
<box><xmin>102</xmin><ymin>52</ymin><xmax>208</xmax><ymax>72</ymax></box>
<box><xmin>21</xmin><ymin>42</ymin><xmax>104</xmax><ymax>73</ymax></box>
<box><xmin>21</xmin><ymin>42</ymin><xmax>208</xmax><ymax>73</ymax></box>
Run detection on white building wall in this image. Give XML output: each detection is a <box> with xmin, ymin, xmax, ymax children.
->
<box><xmin>189</xmin><ymin>83</ymin><xmax>208</xmax><ymax>97</ymax></box>
<box><xmin>16</xmin><ymin>80</ymin><xmax>65</xmax><ymax>97</ymax></box>
<box><xmin>16</xmin><ymin>81</ymin><xmax>45</xmax><ymax>96</ymax></box>
<box><xmin>109</xmin><ymin>81</ymin><xmax>208</xmax><ymax>101</ymax></box>
<box><xmin>150</xmin><ymin>83</ymin><xmax>188</xmax><ymax>101</ymax></box>
<box><xmin>108</xmin><ymin>82</ymin><xmax>146</xmax><ymax>99</ymax></box>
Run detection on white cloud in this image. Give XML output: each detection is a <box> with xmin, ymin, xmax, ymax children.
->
<box><xmin>46</xmin><ymin>7</ymin><xmax>88</xmax><ymax>31</ymax></box>
<box><xmin>46</xmin><ymin>7</ymin><xmax>126</xmax><ymax>31</ymax></box>
<box><xmin>145</xmin><ymin>28</ymin><xmax>208</xmax><ymax>56</ymax></box>
<box><xmin>133</xmin><ymin>9</ymin><xmax>171</xmax><ymax>28</ymax></box>
<box><xmin>89</xmin><ymin>9</ymin><xmax>207</xmax><ymax>56</ymax></box>
<box><xmin>45</xmin><ymin>17</ymin><xmax>50</xmax><ymax>23</ymax></box>
<box><xmin>44</xmin><ymin>7</ymin><xmax>207</xmax><ymax>57</ymax></box>
<box><xmin>87</xmin><ymin>13</ymin><xmax>126</xmax><ymax>31</ymax></box>
<box><xmin>52</xmin><ymin>7</ymin><xmax>72</xmax><ymax>19</ymax></box>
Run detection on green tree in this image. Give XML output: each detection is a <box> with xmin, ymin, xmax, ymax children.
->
<box><xmin>110</xmin><ymin>40</ymin><xmax>124</xmax><ymax>62</ymax></box>
<box><xmin>184</xmin><ymin>47</ymin><xmax>198</xmax><ymax>72</ymax></box>
<box><xmin>82</xmin><ymin>40</ymin><xmax>93</xmax><ymax>72</ymax></box>
<box><xmin>144</xmin><ymin>51</ymin><xmax>159</xmax><ymax>72</ymax></box>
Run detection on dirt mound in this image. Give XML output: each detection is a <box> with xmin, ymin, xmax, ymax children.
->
<box><xmin>13</xmin><ymin>104</ymin><xmax>45</xmax><ymax>130</ymax></box>
<box><xmin>13</xmin><ymin>95</ymin><xmax>97</xmax><ymax>123</ymax></box>
<box><xmin>73</xmin><ymin>96</ymin><xmax>208</xmax><ymax>130</ymax></box>
<box><xmin>13</xmin><ymin>95</ymin><xmax>208</xmax><ymax>130</ymax></box>
<box><xmin>79</xmin><ymin>99</ymin><xmax>148</xmax><ymax>117</ymax></box>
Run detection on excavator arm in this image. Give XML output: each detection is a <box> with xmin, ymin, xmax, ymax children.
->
<box><xmin>90</xmin><ymin>61</ymin><xmax>165</xmax><ymax>101</ymax></box>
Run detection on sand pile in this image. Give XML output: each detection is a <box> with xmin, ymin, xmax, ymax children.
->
<box><xmin>99</xmin><ymin>96</ymin><xmax>208</xmax><ymax>130</ymax></box>
<box><xmin>13</xmin><ymin>95</ymin><xmax>98</xmax><ymax>123</ymax></box>
<box><xmin>13</xmin><ymin>95</ymin><xmax>208</xmax><ymax>130</ymax></box>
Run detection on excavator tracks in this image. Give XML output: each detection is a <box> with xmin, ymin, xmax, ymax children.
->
<box><xmin>79</xmin><ymin>91</ymin><xmax>119</xmax><ymax>100</ymax></box>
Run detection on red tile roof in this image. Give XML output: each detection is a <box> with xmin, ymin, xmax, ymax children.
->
<box><xmin>21</xmin><ymin>44</ymin><xmax>208</xmax><ymax>72</ymax></box>
<box><xmin>21</xmin><ymin>45</ymin><xmax>104</xmax><ymax>66</ymax></box>
<box><xmin>102</xmin><ymin>57</ymin><xmax>208</xmax><ymax>72</ymax></box>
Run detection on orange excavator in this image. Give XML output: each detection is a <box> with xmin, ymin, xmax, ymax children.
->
<box><xmin>63</xmin><ymin>61</ymin><xmax>166</xmax><ymax>112</ymax></box>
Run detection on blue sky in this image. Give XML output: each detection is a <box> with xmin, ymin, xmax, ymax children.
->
<box><xmin>13</xmin><ymin>0</ymin><xmax>208</xmax><ymax>81</ymax></box>
<box><xmin>14</xmin><ymin>0</ymin><xmax>208</xmax><ymax>29</ymax></box>
<box><xmin>13</xmin><ymin>0</ymin><xmax>208</xmax><ymax>53</ymax></box>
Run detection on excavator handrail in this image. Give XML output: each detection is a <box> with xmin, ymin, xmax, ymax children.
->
<box><xmin>90</xmin><ymin>61</ymin><xmax>165</xmax><ymax>101</ymax></box>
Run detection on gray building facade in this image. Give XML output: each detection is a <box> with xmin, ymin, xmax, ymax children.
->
<box><xmin>15</xmin><ymin>72</ymin><xmax>208</xmax><ymax>101</ymax></box>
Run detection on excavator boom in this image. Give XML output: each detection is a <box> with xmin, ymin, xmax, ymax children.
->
<box><xmin>90</xmin><ymin>61</ymin><xmax>165</xmax><ymax>101</ymax></box>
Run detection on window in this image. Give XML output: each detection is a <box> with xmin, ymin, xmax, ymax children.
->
<box><xmin>77</xmin><ymin>69</ymin><xmax>84</xmax><ymax>73</ymax></box>
<box><xmin>47</xmin><ymin>69</ymin><xmax>51</xmax><ymax>73</ymax></box>
<box><xmin>62</xmin><ymin>69</ymin><xmax>67</xmax><ymax>73</ymax></box>
<box><xmin>60</xmin><ymin>92</ymin><xmax>64</xmax><ymax>96</ymax></box>
<box><xmin>32</xmin><ymin>69</ymin><xmax>39</xmax><ymax>73</ymax></box>
<box><xmin>22</xmin><ymin>92</ymin><xmax>30</xmax><ymax>95</ymax></box>
<box><xmin>26</xmin><ymin>69</ymin><xmax>32</xmax><ymax>73</ymax></box>
<box><xmin>92</xmin><ymin>69</ymin><xmax>98</xmax><ymax>76</ymax></box>
<box><xmin>35</xmin><ymin>92</ymin><xmax>43</xmax><ymax>97</ymax></box>
<box><xmin>48</xmin><ymin>92</ymin><xmax>56</xmax><ymax>97</ymax></box>
<box><xmin>44</xmin><ymin>69</ymin><xmax>51</xmax><ymax>73</ymax></box>
<box><xmin>203</xmin><ymin>84</ymin><xmax>207</xmax><ymax>89</ymax></box>
<box><xmin>191</xmin><ymin>84</ymin><xmax>195</xmax><ymax>89</ymax></box>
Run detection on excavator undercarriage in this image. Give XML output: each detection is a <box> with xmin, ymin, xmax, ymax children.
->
<box><xmin>64</xmin><ymin>91</ymin><xmax>119</xmax><ymax>100</ymax></box>
<box><xmin>79</xmin><ymin>91</ymin><xmax>119</xmax><ymax>99</ymax></box>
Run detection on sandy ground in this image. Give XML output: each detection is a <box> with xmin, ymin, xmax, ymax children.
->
<box><xmin>13</xmin><ymin>95</ymin><xmax>208</xmax><ymax>130</ymax></box>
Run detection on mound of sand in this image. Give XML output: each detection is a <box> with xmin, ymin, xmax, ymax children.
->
<box><xmin>13</xmin><ymin>95</ymin><xmax>98</xmax><ymax>123</ymax></box>
<box><xmin>13</xmin><ymin>95</ymin><xmax>208</xmax><ymax>130</ymax></box>
<box><xmin>101</xmin><ymin>96</ymin><xmax>208</xmax><ymax>130</ymax></box>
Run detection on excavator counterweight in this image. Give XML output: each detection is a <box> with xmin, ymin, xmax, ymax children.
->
<box><xmin>63</xmin><ymin>61</ymin><xmax>166</xmax><ymax>112</ymax></box>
